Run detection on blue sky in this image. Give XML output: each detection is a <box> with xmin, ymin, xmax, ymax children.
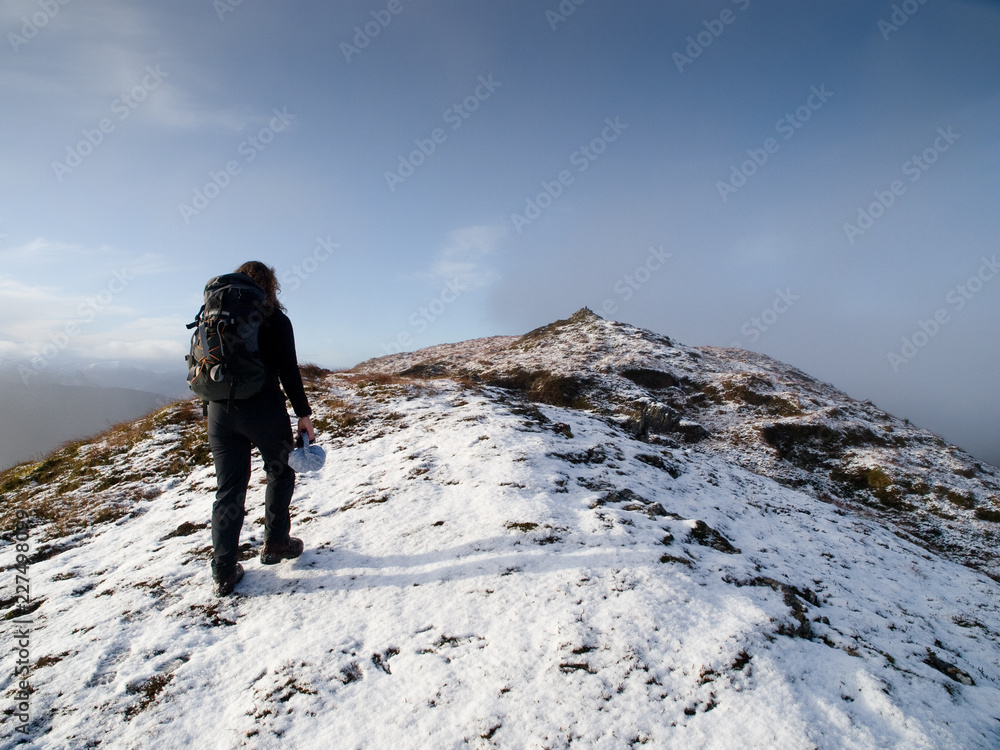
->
<box><xmin>1</xmin><ymin>0</ymin><xmax>998</xmax><ymax>464</ymax></box>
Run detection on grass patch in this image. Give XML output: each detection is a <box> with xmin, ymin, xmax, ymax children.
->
<box><xmin>619</xmin><ymin>368</ymin><xmax>679</xmax><ymax>390</ymax></box>
<box><xmin>124</xmin><ymin>674</ymin><xmax>173</xmax><ymax>720</ymax></box>
<box><xmin>313</xmin><ymin>396</ymin><xmax>365</xmax><ymax>438</ymax></box>
<box><xmin>505</xmin><ymin>522</ymin><xmax>539</xmax><ymax>533</ymax></box>
<box><xmin>481</xmin><ymin>367</ymin><xmax>593</xmax><ymax>409</ymax></box>
<box><xmin>974</xmin><ymin>507</ymin><xmax>1000</xmax><ymax>523</ymax></box>
<box><xmin>299</xmin><ymin>362</ymin><xmax>332</xmax><ymax>383</ymax></box>
<box><xmin>828</xmin><ymin>464</ymin><xmax>915</xmax><ymax>509</ymax></box>
<box><xmin>717</xmin><ymin>376</ymin><xmax>803</xmax><ymax>417</ymax></box>
<box><xmin>659</xmin><ymin>554</ymin><xmax>693</xmax><ymax>567</ymax></box>
<box><xmin>941</xmin><ymin>486</ymin><xmax>977</xmax><ymax>509</ymax></box>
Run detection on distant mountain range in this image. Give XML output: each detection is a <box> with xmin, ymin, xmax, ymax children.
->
<box><xmin>0</xmin><ymin>361</ymin><xmax>187</xmax><ymax>471</ymax></box>
<box><xmin>0</xmin><ymin>381</ymin><xmax>171</xmax><ymax>471</ymax></box>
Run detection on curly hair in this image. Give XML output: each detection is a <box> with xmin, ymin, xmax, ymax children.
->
<box><xmin>235</xmin><ymin>261</ymin><xmax>285</xmax><ymax>312</ymax></box>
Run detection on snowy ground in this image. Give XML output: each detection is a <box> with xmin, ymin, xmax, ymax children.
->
<box><xmin>2</xmin><ymin>376</ymin><xmax>999</xmax><ymax>749</ymax></box>
<box><xmin>358</xmin><ymin>310</ymin><xmax>1000</xmax><ymax>581</ymax></box>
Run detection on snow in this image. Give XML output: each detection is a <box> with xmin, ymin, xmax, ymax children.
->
<box><xmin>4</xmin><ymin>372</ymin><xmax>999</xmax><ymax>749</ymax></box>
<box><xmin>359</xmin><ymin>310</ymin><xmax>1000</xmax><ymax>581</ymax></box>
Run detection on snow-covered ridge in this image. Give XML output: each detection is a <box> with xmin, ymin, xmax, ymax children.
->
<box><xmin>1</xmin><ymin>312</ymin><xmax>998</xmax><ymax>748</ymax></box>
<box><xmin>357</xmin><ymin>308</ymin><xmax>1000</xmax><ymax>582</ymax></box>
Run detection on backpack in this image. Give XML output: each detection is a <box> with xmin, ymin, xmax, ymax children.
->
<box><xmin>186</xmin><ymin>272</ymin><xmax>269</xmax><ymax>402</ymax></box>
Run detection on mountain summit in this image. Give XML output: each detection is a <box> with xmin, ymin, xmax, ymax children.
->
<box><xmin>3</xmin><ymin>311</ymin><xmax>999</xmax><ymax>748</ymax></box>
<box><xmin>360</xmin><ymin>308</ymin><xmax>1000</xmax><ymax>580</ymax></box>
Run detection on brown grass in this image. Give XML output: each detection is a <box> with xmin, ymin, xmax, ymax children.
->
<box><xmin>0</xmin><ymin>399</ymin><xmax>211</xmax><ymax>541</ymax></box>
<box><xmin>719</xmin><ymin>377</ymin><xmax>803</xmax><ymax>417</ymax></box>
<box><xmin>299</xmin><ymin>362</ymin><xmax>332</xmax><ymax>382</ymax></box>
<box><xmin>974</xmin><ymin>507</ymin><xmax>1000</xmax><ymax>522</ymax></box>
<box><xmin>313</xmin><ymin>396</ymin><xmax>366</xmax><ymax>437</ymax></box>
<box><xmin>124</xmin><ymin>674</ymin><xmax>173</xmax><ymax>720</ymax></box>
<box><xmin>481</xmin><ymin>368</ymin><xmax>592</xmax><ymax>409</ymax></box>
<box><xmin>343</xmin><ymin>371</ymin><xmax>412</xmax><ymax>387</ymax></box>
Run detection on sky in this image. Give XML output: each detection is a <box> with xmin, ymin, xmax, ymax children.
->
<box><xmin>1</xmin><ymin>0</ymin><xmax>998</xmax><ymax>465</ymax></box>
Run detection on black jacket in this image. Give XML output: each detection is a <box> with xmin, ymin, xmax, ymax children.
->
<box><xmin>258</xmin><ymin>308</ymin><xmax>311</xmax><ymax>418</ymax></box>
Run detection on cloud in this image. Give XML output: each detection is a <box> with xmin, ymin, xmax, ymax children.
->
<box><xmin>0</xmin><ymin>281</ymin><xmax>134</xmax><ymax>354</ymax></box>
<box><xmin>0</xmin><ymin>340</ymin><xmax>21</xmax><ymax>358</ymax></box>
<box><xmin>0</xmin><ymin>237</ymin><xmax>92</xmax><ymax>263</ymax></box>
<box><xmin>89</xmin><ymin>338</ymin><xmax>186</xmax><ymax>363</ymax></box>
<box><xmin>74</xmin><ymin>316</ymin><xmax>188</xmax><ymax>365</ymax></box>
<box><xmin>426</xmin><ymin>224</ymin><xmax>508</xmax><ymax>289</ymax></box>
<box><xmin>124</xmin><ymin>252</ymin><xmax>173</xmax><ymax>276</ymax></box>
<box><xmin>2</xmin><ymin>1</ymin><xmax>256</xmax><ymax>133</ymax></box>
<box><xmin>0</xmin><ymin>304</ymin><xmax>188</xmax><ymax>368</ymax></box>
<box><xmin>1</xmin><ymin>239</ymin><xmax>171</xmax><ymax>278</ymax></box>
<box><xmin>140</xmin><ymin>85</ymin><xmax>252</xmax><ymax>132</ymax></box>
<box><xmin>0</xmin><ymin>248</ymin><xmax>178</xmax><ymax>365</ymax></box>
<box><xmin>0</xmin><ymin>275</ymin><xmax>62</xmax><ymax>303</ymax></box>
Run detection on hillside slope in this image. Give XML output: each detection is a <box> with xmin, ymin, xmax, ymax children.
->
<box><xmin>358</xmin><ymin>308</ymin><xmax>1000</xmax><ymax>581</ymax></box>
<box><xmin>1</xmin><ymin>313</ymin><xmax>999</xmax><ymax>749</ymax></box>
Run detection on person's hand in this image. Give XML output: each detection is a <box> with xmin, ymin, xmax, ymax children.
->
<box><xmin>298</xmin><ymin>416</ymin><xmax>316</xmax><ymax>442</ymax></box>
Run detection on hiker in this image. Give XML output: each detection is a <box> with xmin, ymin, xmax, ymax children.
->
<box><xmin>201</xmin><ymin>261</ymin><xmax>316</xmax><ymax>596</ymax></box>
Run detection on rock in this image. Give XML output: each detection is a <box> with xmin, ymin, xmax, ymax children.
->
<box><xmin>629</xmin><ymin>400</ymin><xmax>679</xmax><ymax>438</ymax></box>
<box><xmin>675</xmin><ymin>420</ymin><xmax>710</xmax><ymax>443</ymax></box>
<box><xmin>687</xmin><ymin>520</ymin><xmax>740</xmax><ymax>554</ymax></box>
<box><xmin>924</xmin><ymin>650</ymin><xmax>975</xmax><ymax>685</ymax></box>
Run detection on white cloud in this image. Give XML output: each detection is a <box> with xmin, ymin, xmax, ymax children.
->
<box><xmin>0</xmin><ymin>275</ymin><xmax>62</xmax><ymax>303</ymax></box>
<box><xmin>75</xmin><ymin>316</ymin><xmax>188</xmax><ymax>366</ymax></box>
<box><xmin>140</xmin><ymin>85</ymin><xmax>252</xmax><ymax>132</ymax></box>
<box><xmin>124</xmin><ymin>252</ymin><xmax>172</xmax><ymax>276</ymax></box>
<box><xmin>1</xmin><ymin>239</ymin><xmax>171</xmax><ymax>279</ymax></box>
<box><xmin>0</xmin><ymin>257</ymin><xmax>180</xmax><ymax>364</ymax></box>
<box><xmin>89</xmin><ymin>338</ymin><xmax>186</xmax><ymax>363</ymax></box>
<box><xmin>98</xmin><ymin>315</ymin><xmax>188</xmax><ymax>339</ymax></box>
<box><xmin>1</xmin><ymin>237</ymin><xmax>92</xmax><ymax>263</ymax></box>
<box><xmin>2</xmin><ymin>2</ymin><xmax>255</xmax><ymax>133</ymax></box>
<box><xmin>426</xmin><ymin>224</ymin><xmax>508</xmax><ymax>289</ymax></box>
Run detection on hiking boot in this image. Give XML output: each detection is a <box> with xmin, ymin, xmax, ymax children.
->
<box><xmin>260</xmin><ymin>537</ymin><xmax>304</xmax><ymax>565</ymax></box>
<box><xmin>214</xmin><ymin>563</ymin><xmax>244</xmax><ymax>596</ymax></box>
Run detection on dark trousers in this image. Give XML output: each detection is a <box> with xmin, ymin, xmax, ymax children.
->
<box><xmin>207</xmin><ymin>391</ymin><xmax>295</xmax><ymax>576</ymax></box>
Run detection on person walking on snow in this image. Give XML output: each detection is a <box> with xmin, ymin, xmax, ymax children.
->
<box><xmin>208</xmin><ymin>261</ymin><xmax>315</xmax><ymax>596</ymax></box>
